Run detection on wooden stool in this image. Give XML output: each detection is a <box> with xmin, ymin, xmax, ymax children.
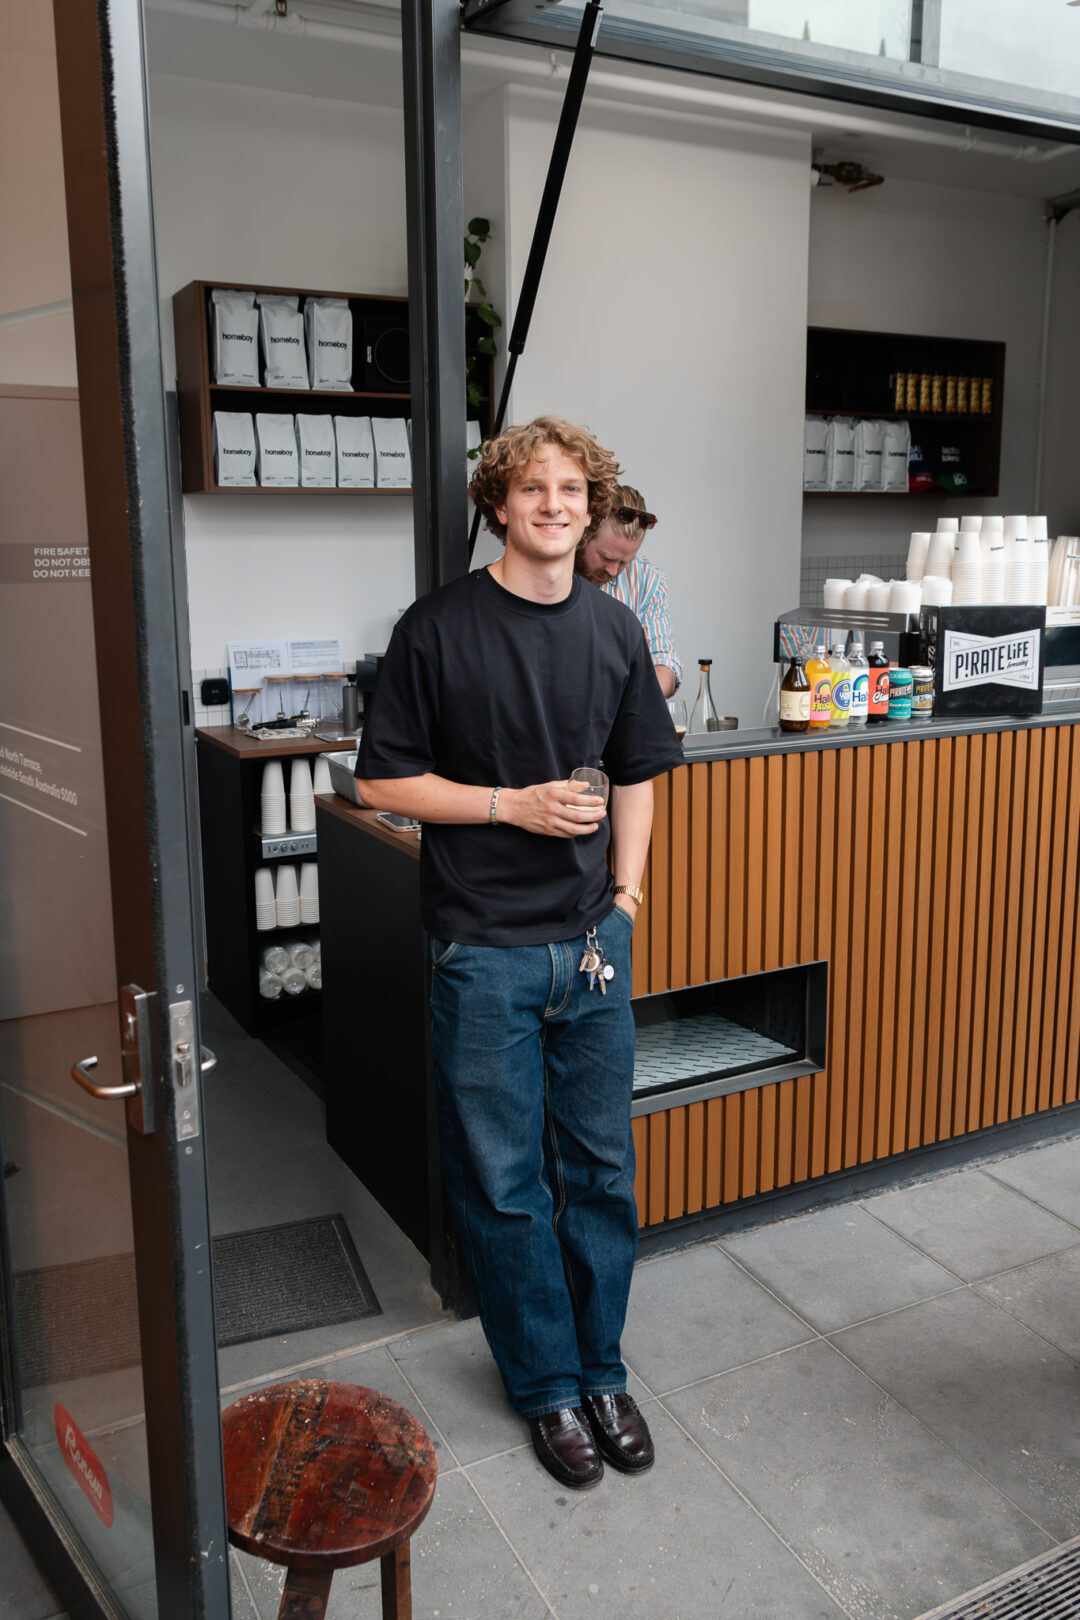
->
<box><xmin>222</xmin><ymin>1379</ymin><xmax>438</xmax><ymax>1620</ymax></box>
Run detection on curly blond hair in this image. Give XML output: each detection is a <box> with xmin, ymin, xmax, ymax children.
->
<box><xmin>469</xmin><ymin>415</ymin><xmax>621</xmax><ymax>545</ymax></box>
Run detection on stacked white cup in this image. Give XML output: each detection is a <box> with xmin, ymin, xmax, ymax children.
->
<box><xmin>823</xmin><ymin>578</ymin><xmax>853</xmax><ymax>610</ymax></box>
<box><xmin>275</xmin><ymin>863</ymin><xmax>300</xmax><ymax>927</ymax></box>
<box><xmin>980</xmin><ymin>516</ymin><xmax>1005</xmax><ymax>604</ymax></box>
<box><xmin>844</xmin><ymin>580</ymin><xmax>870</xmax><ymax>611</ymax></box>
<box><xmin>254</xmin><ymin>867</ymin><xmax>277</xmax><ymax>930</ymax></box>
<box><xmin>289</xmin><ymin>758</ymin><xmax>316</xmax><ymax>833</ymax></box>
<box><xmin>259</xmin><ymin>969</ymin><xmax>283</xmax><ymax>1000</ymax></box>
<box><xmin>299</xmin><ymin>862</ymin><xmax>319</xmax><ymax>924</ymax></box>
<box><xmin>952</xmin><ymin>529</ymin><xmax>983</xmax><ymax>604</ymax></box>
<box><xmin>867</xmin><ymin>580</ymin><xmax>892</xmax><ymax>612</ymax></box>
<box><xmin>1003</xmin><ymin>516</ymin><xmax>1030</xmax><ymax>603</ymax></box>
<box><xmin>260</xmin><ymin>761</ymin><xmax>286</xmax><ymax>836</ymax></box>
<box><xmin>1028</xmin><ymin>516</ymin><xmax>1049</xmax><ymax>606</ymax></box>
<box><xmin>313</xmin><ymin>755</ymin><xmax>332</xmax><ymax>795</ymax></box>
<box><xmin>906</xmin><ymin>532</ymin><xmax>931</xmax><ymax>582</ymax></box>
<box><xmin>924</xmin><ymin>530</ymin><xmax>955</xmax><ymax>581</ymax></box>
<box><xmin>889</xmin><ymin>580</ymin><xmax>922</xmax><ymax>616</ymax></box>
<box><xmin>920</xmin><ymin>575</ymin><xmax>953</xmax><ymax>606</ymax></box>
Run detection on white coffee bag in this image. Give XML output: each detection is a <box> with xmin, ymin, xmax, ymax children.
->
<box><xmin>296</xmin><ymin>414</ymin><xmax>336</xmax><ymax>487</ymax></box>
<box><xmin>826</xmin><ymin>417</ymin><xmax>856</xmax><ymax>492</ymax></box>
<box><xmin>334</xmin><ymin>416</ymin><xmax>375</xmax><ymax>488</ymax></box>
<box><xmin>305</xmin><ymin>297</ymin><xmax>353</xmax><ymax>390</ymax></box>
<box><xmin>255</xmin><ymin>413</ymin><xmax>299</xmax><ymax>487</ymax></box>
<box><xmin>372</xmin><ymin>416</ymin><xmax>412</xmax><ymax>488</ymax></box>
<box><xmin>803</xmin><ymin>416</ymin><xmax>828</xmax><ymax>491</ymax></box>
<box><xmin>212</xmin><ymin>411</ymin><xmax>257</xmax><ymax>486</ymax></box>
<box><xmin>257</xmin><ymin>293</ymin><xmax>309</xmax><ymax>390</ymax></box>
<box><xmin>210</xmin><ymin>289</ymin><xmax>259</xmax><ymax>385</ymax></box>
<box><xmin>854</xmin><ymin>419</ymin><xmax>886</xmax><ymax>492</ymax></box>
<box><xmin>881</xmin><ymin>419</ymin><xmax>912</xmax><ymax>494</ymax></box>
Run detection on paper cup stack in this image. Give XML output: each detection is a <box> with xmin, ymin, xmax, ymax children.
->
<box><xmin>889</xmin><ymin>580</ymin><xmax>922</xmax><ymax>615</ymax></box>
<box><xmin>260</xmin><ymin>761</ymin><xmax>286</xmax><ymax>836</ymax></box>
<box><xmin>920</xmin><ymin>575</ymin><xmax>953</xmax><ymax>606</ymax></box>
<box><xmin>1003</xmin><ymin>516</ymin><xmax>1030</xmax><ymax>604</ymax></box>
<box><xmin>1028</xmin><ymin>516</ymin><xmax>1049</xmax><ymax>606</ymax></box>
<box><xmin>980</xmin><ymin>516</ymin><xmax>1005</xmax><ymax>603</ymax></box>
<box><xmin>906</xmin><ymin>532</ymin><xmax>931</xmax><ymax>582</ymax></box>
<box><xmin>275</xmin><ymin>863</ymin><xmax>300</xmax><ymax>927</ymax></box>
<box><xmin>823</xmin><ymin>578</ymin><xmax>853</xmax><ymax>610</ymax></box>
<box><xmin>313</xmin><ymin>755</ymin><xmax>332</xmax><ymax>795</ymax></box>
<box><xmin>924</xmin><ymin>530</ymin><xmax>955</xmax><ymax>582</ymax></box>
<box><xmin>289</xmin><ymin>758</ymin><xmax>316</xmax><ymax>833</ymax></box>
<box><xmin>951</xmin><ymin>529</ymin><xmax>983</xmax><ymax>605</ymax></box>
<box><xmin>254</xmin><ymin>866</ymin><xmax>277</xmax><ymax>931</ymax></box>
<box><xmin>867</xmin><ymin>580</ymin><xmax>892</xmax><ymax>612</ymax></box>
<box><xmin>843</xmin><ymin>580</ymin><xmax>870</xmax><ymax>611</ymax></box>
<box><xmin>299</xmin><ymin>861</ymin><xmax>319</xmax><ymax>924</ymax></box>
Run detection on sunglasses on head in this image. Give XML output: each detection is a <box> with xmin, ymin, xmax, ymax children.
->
<box><xmin>615</xmin><ymin>506</ymin><xmax>658</xmax><ymax>530</ymax></box>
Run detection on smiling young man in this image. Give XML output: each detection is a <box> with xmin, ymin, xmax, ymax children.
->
<box><xmin>356</xmin><ymin>415</ymin><xmax>683</xmax><ymax>1489</ymax></box>
<box><xmin>577</xmin><ymin>485</ymin><xmax>683</xmax><ymax>697</ymax></box>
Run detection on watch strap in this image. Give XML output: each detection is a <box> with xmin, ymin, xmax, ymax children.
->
<box><xmin>613</xmin><ymin>884</ymin><xmax>644</xmax><ymax>906</ymax></box>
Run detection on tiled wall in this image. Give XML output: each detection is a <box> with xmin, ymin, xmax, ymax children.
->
<box><xmin>191</xmin><ymin>667</ymin><xmax>230</xmax><ymax>731</ymax></box>
<box><xmin>799</xmin><ymin>553</ymin><xmax>906</xmax><ymax>609</ymax></box>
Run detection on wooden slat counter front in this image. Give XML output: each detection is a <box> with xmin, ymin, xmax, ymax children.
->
<box><xmin>636</xmin><ymin>708</ymin><xmax>1080</xmax><ymax>1232</ymax></box>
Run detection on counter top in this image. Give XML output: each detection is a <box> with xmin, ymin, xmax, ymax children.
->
<box><xmin>679</xmin><ymin>703</ymin><xmax>1080</xmax><ymax>764</ymax></box>
<box><xmin>196</xmin><ymin>725</ymin><xmax>348</xmax><ymax>759</ymax></box>
<box><xmin>315</xmin><ymin>790</ymin><xmax>421</xmax><ymax>859</ymax></box>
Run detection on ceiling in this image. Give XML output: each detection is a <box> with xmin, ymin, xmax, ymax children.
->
<box><xmin>145</xmin><ymin>0</ymin><xmax>1080</xmax><ymax>202</ymax></box>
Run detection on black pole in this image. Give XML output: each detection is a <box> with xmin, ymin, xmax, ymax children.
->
<box><xmin>402</xmin><ymin>0</ymin><xmax>469</xmax><ymax>593</ymax></box>
<box><xmin>467</xmin><ymin>0</ymin><xmax>604</xmax><ymax>563</ymax></box>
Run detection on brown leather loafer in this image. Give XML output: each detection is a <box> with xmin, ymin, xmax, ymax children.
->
<box><xmin>528</xmin><ymin>1407</ymin><xmax>603</xmax><ymax>1488</ymax></box>
<box><xmin>582</xmin><ymin>1393</ymin><xmax>655</xmax><ymax>1473</ymax></box>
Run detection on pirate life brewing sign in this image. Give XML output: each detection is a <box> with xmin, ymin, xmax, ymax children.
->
<box><xmin>921</xmin><ymin>605</ymin><xmax>1045</xmax><ymax>718</ymax></box>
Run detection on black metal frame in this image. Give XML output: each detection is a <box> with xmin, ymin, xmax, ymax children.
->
<box><xmin>462</xmin><ymin>0</ymin><xmax>1080</xmax><ymax>145</ymax></box>
<box><xmin>0</xmin><ymin>2</ymin><xmax>230</xmax><ymax>1615</ymax></box>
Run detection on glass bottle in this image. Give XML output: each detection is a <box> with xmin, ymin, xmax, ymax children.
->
<box><xmin>867</xmin><ymin>641</ymin><xmax>891</xmax><ymax>722</ymax></box>
<box><xmin>779</xmin><ymin>654</ymin><xmax>811</xmax><ymax>733</ymax></box>
<box><xmin>689</xmin><ymin>659</ymin><xmax>721</xmax><ymax>733</ymax></box>
<box><xmin>847</xmin><ymin>634</ymin><xmax>869</xmax><ymax>726</ymax></box>
<box><xmin>806</xmin><ymin>643</ymin><xmax>832</xmax><ymax>731</ymax></box>
<box><xmin>828</xmin><ymin>641</ymin><xmax>851</xmax><ymax>728</ymax></box>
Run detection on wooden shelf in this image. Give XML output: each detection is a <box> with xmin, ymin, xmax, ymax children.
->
<box><xmin>173</xmin><ymin>279</ymin><xmax>493</xmax><ymax>496</ymax></box>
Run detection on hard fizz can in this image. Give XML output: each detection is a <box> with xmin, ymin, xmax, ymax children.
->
<box><xmin>910</xmin><ymin>665</ymin><xmax>934</xmax><ymax>719</ymax></box>
<box><xmin>888</xmin><ymin>669</ymin><xmax>914</xmax><ymax>721</ymax></box>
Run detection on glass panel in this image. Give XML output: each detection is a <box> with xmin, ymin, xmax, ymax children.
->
<box><xmin>472</xmin><ymin>0</ymin><xmax>1080</xmax><ymax>137</ymax></box>
<box><xmin>0</xmin><ymin>9</ymin><xmax>157</xmax><ymax>1616</ymax></box>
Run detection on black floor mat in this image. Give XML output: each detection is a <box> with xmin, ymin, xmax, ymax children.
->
<box><xmin>13</xmin><ymin>1215</ymin><xmax>381</xmax><ymax>1383</ymax></box>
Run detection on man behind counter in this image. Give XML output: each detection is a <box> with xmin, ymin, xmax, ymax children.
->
<box><xmin>576</xmin><ymin>484</ymin><xmax>682</xmax><ymax>697</ymax></box>
<box><xmin>356</xmin><ymin>416</ymin><xmax>684</xmax><ymax>1490</ymax></box>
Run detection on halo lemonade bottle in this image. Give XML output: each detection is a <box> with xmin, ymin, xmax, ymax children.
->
<box><xmin>847</xmin><ymin>633</ymin><xmax>869</xmax><ymax>725</ymax></box>
<box><xmin>807</xmin><ymin>644</ymin><xmax>832</xmax><ymax>731</ymax></box>
<box><xmin>829</xmin><ymin>642</ymin><xmax>851</xmax><ymax>728</ymax></box>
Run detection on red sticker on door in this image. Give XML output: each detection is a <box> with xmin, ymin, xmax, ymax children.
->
<box><xmin>54</xmin><ymin>1404</ymin><xmax>115</xmax><ymax>1528</ymax></box>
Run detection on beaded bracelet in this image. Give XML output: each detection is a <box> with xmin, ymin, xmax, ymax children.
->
<box><xmin>489</xmin><ymin>785</ymin><xmax>501</xmax><ymax>826</ymax></box>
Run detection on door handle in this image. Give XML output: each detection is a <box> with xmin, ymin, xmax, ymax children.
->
<box><xmin>200</xmin><ymin>1046</ymin><xmax>217</xmax><ymax>1076</ymax></box>
<box><xmin>70</xmin><ymin>1055</ymin><xmax>138</xmax><ymax>1101</ymax></box>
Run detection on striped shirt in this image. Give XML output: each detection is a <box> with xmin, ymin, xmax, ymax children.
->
<box><xmin>602</xmin><ymin>556</ymin><xmax>683</xmax><ymax>689</ymax></box>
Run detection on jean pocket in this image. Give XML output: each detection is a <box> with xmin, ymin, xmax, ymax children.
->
<box><xmin>429</xmin><ymin>936</ymin><xmax>460</xmax><ymax>968</ymax></box>
<box><xmin>609</xmin><ymin>903</ymin><xmax>636</xmax><ymax>932</ymax></box>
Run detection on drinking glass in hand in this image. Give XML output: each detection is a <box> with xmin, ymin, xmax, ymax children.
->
<box><xmin>569</xmin><ymin>766</ymin><xmax>609</xmax><ymax>808</ymax></box>
<box><xmin>667</xmin><ymin>699</ymin><xmax>688</xmax><ymax>741</ymax></box>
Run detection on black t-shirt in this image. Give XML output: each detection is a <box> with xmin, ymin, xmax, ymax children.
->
<box><xmin>357</xmin><ymin>568</ymin><xmax>684</xmax><ymax>945</ymax></box>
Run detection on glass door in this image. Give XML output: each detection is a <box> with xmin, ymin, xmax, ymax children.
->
<box><xmin>0</xmin><ymin>4</ymin><xmax>230</xmax><ymax>1616</ymax></box>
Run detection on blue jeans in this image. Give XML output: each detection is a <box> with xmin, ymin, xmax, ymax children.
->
<box><xmin>428</xmin><ymin>904</ymin><xmax>638</xmax><ymax>1417</ymax></box>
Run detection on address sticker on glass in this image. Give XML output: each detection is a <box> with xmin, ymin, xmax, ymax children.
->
<box><xmin>943</xmin><ymin>628</ymin><xmax>1042</xmax><ymax>693</ymax></box>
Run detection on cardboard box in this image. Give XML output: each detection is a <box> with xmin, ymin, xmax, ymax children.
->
<box><xmin>919</xmin><ymin>605</ymin><xmax>1045</xmax><ymax>718</ymax></box>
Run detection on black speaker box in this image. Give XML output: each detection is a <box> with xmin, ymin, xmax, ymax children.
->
<box><xmin>360</xmin><ymin>313</ymin><xmax>411</xmax><ymax>391</ymax></box>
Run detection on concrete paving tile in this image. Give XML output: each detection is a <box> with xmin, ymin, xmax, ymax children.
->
<box><xmin>833</xmin><ymin>1288</ymin><xmax>1080</xmax><ymax>1539</ymax></box>
<box><xmin>220</xmin><ymin>1342</ymin><xmax>454</xmax><ymax>1464</ymax></box>
<box><xmin>621</xmin><ymin>1244</ymin><xmax>812</xmax><ymax>1394</ymax></box>
<box><xmin>861</xmin><ymin>1169</ymin><xmax>1080</xmax><ymax>1281</ymax></box>
<box><xmin>0</xmin><ymin>1499</ymin><xmax>67</xmax><ymax>1620</ymax></box>
<box><xmin>722</xmin><ymin>1204</ymin><xmax>959</xmax><ymax>1333</ymax></box>
<box><xmin>974</xmin><ymin>1246</ymin><xmax>1080</xmax><ymax>1361</ymax></box>
<box><xmin>666</xmin><ymin>1338</ymin><xmax>1053</xmax><ymax>1620</ymax></box>
<box><xmin>468</xmin><ymin>1399</ymin><xmax>844</xmax><ymax>1620</ymax></box>
<box><xmin>234</xmin><ymin>1471</ymin><xmax>547</xmax><ymax>1619</ymax></box>
<box><xmin>983</xmin><ymin>1137</ymin><xmax>1080</xmax><ymax>1229</ymax></box>
<box><xmin>389</xmin><ymin>1318</ymin><xmax>526</xmax><ymax>1466</ymax></box>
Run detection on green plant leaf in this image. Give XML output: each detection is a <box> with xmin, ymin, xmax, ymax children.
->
<box><xmin>471</xmin><ymin>276</ymin><xmax>487</xmax><ymax>299</ymax></box>
<box><xmin>476</xmin><ymin>305</ymin><xmax>501</xmax><ymax>328</ymax></box>
<box><xmin>467</xmin><ymin>380</ymin><xmax>482</xmax><ymax>407</ymax></box>
<box><xmin>464</xmin><ymin>239</ymin><xmax>481</xmax><ymax>268</ymax></box>
<box><xmin>477</xmin><ymin>336</ymin><xmax>497</xmax><ymax>356</ymax></box>
<box><xmin>467</xmin><ymin>216</ymin><xmax>491</xmax><ymax>237</ymax></box>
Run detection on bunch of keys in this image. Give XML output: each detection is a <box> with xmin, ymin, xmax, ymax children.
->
<box><xmin>579</xmin><ymin>927</ymin><xmax>615</xmax><ymax>994</ymax></box>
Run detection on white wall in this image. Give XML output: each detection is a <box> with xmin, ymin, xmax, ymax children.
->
<box><xmin>502</xmin><ymin>89</ymin><xmax>812</xmax><ymax>723</ymax></box>
<box><xmin>803</xmin><ymin>177</ymin><xmax>1049</xmax><ymax>559</ymax></box>
<box><xmin>1042</xmin><ymin>211</ymin><xmax>1080</xmax><ymax>535</ymax></box>
<box><xmin>147</xmin><ymin>72</ymin><xmax>416</xmax><ymax>674</ymax></box>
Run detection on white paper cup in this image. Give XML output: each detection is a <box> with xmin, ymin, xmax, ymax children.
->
<box><xmin>936</xmin><ymin>517</ymin><xmax>960</xmax><ymax>533</ymax></box>
<box><xmin>920</xmin><ymin>574</ymin><xmax>953</xmax><ymax>606</ymax></box>
<box><xmin>955</xmin><ymin>533</ymin><xmax>982</xmax><ymax>568</ymax></box>
<box><xmin>289</xmin><ymin>758</ymin><xmax>315</xmax><ymax>833</ymax></box>
<box><xmin>844</xmin><ymin>581</ymin><xmax>870</xmax><ymax>611</ymax></box>
<box><xmin>313</xmin><ymin>756</ymin><xmax>332</xmax><ymax>795</ymax></box>
<box><xmin>925</xmin><ymin>534</ymin><xmax>955</xmax><ymax>579</ymax></box>
<box><xmin>261</xmin><ymin>761</ymin><xmax>284</xmax><ymax>796</ymax></box>
<box><xmin>261</xmin><ymin>794</ymin><xmax>287</xmax><ymax>836</ymax></box>
<box><xmin>867</xmin><ymin>581</ymin><xmax>892</xmax><ymax>612</ymax></box>
<box><xmin>981</xmin><ymin>515</ymin><xmax>1003</xmax><ymax>533</ymax></box>
<box><xmin>889</xmin><ymin>580</ymin><xmax>922</xmax><ymax>614</ymax></box>
<box><xmin>906</xmin><ymin>532</ymin><xmax>931</xmax><ymax>582</ymax></box>
<box><xmin>1027</xmin><ymin>515</ymin><xmax>1049</xmax><ymax>541</ymax></box>
<box><xmin>275</xmin><ymin>863</ymin><xmax>300</xmax><ymax>927</ymax></box>
<box><xmin>256</xmin><ymin>903</ymin><xmax>278</xmax><ymax>932</ymax></box>
<box><xmin>823</xmin><ymin>578</ymin><xmax>853</xmax><ymax>610</ymax></box>
<box><xmin>1003</xmin><ymin>516</ymin><xmax>1028</xmax><ymax>544</ymax></box>
<box><xmin>259</xmin><ymin>969</ymin><xmax>284</xmax><ymax>1000</ymax></box>
<box><xmin>299</xmin><ymin>861</ymin><xmax>319</xmax><ymax>924</ymax></box>
<box><xmin>960</xmin><ymin>516</ymin><xmax>982</xmax><ymax>533</ymax></box>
